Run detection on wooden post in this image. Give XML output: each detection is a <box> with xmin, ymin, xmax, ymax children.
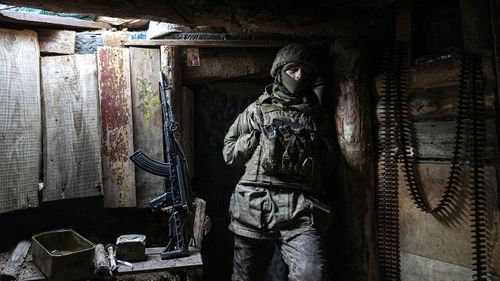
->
<box><xmin>332</xmin><ymin>40</ymin><xmax>378</xmax><ymax>281</ymax></box>
<box><xmin>160</xmin><ymin>46</ymin><xmax>195</xmax><ymax>178</ymax></box>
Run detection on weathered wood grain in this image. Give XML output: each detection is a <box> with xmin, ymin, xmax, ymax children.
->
<box><xmin>401</xmin><ymin>251</ymin><xmax>500</xmax><ymax>281</ymax></box>
<box><xmin>97</xmin><ymin>47</ymin><xmax>136</xmax><ymax>208</ymax></box>
<box><xmin>375</xmin><ymin>82</ymin><xmax>496</xmax><ymax>122</ymax></box>
<box><xmin>375</xmin><ymin>55</ymin><xmax>495</xmax><ymax>92</ymax></box>
<box><xmin>37</xmin><ymin>29</ymin><xmax>75</xmax><ymax>55</ymax></box>
<box><xmin>102</xmin><ymin>31</ymin><xmax>127</xmax><ymax>47</ymax></box>
<box><xmin>182</xmin><ymin>48</ymin><xmax>275</xmax><ymax>85</ymax></box>
<box><xmin>0</xmin><ymin>10</ymin><xmax>111</xmax><ymax>30</ymax></box>
<box><xmin>399</xmin><ymin>164</ymin><xmax>500</xmax><ymax>275</ymax></box>
<box><xmin>41</xmin><ymin>54</ymin><xmax>102</xmax><ymax>201</ymax></box>
<box><xmin>333</xmin><ymin>40</ymin><xmax>377</xmax><ymax>280</ymax></box>
<box><xmin>414</xmin><ymin>120</ymin><xmax>497</xmax><ymax>160</ymax></box>
<box><xmin>0</xmin><ymin>28</ymin><xmax>41</xmax><ymax>214</ymax></box>
<box><xmin>192</xmin><ymin>198</ymin><xmax>207</xmax><ymax>249</ymax></box>
<box><xmin>115</xmin><ymin>247</ymin><xmax>202</xmax><ymax>275</ymax></box>
<box><xmin>129</xmin><ymin>47</ymin><xmax>164</xmax><ymax>208</ymax></box>
<box><xmin>0</xmin><ymin>240</ymin><xmax>31</xmax><ymax>280</ymax></box>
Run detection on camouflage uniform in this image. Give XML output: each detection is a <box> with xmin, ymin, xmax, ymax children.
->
<box><xmin>223</xmin><ymin>44</ymin><xmax>331</xmax><ymax>281</ymax></box>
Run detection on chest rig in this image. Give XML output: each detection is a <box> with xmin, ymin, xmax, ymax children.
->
<box><xmin>257</xmin><ymin>101</ymin><xmax>318</xmax><ymax>180</ymax></box>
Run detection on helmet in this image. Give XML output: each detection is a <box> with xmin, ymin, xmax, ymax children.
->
<box><xmin>270</xmin><ymin>43</ymin><xmax>318</xmax><ymax>78</ymax></box>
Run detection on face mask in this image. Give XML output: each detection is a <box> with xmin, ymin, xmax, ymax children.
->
<box><xmin>280</xmin><ymin>68</ymin><xmax>312</xmax><ymax>96</ymax></box>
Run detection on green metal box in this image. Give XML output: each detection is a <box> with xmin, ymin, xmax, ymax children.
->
<box><xmin>32</xmin><ymin>229</ymin><xmax>95</xmax><ymax>281</ymax></box>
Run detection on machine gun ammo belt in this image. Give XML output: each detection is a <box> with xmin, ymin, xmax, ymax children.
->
<box><xmin>377</xmin><ymin>41</ymin><xmax>405</xmax><ymax>281</ymax></box>
<box><xmin>377</xmin><ymin>44</ymin><xmax>490</xmax><ymax>280</ymax></box>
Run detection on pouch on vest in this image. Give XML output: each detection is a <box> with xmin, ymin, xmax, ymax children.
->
<box><xmin>261</xmin><ymin>118</ymin><xmax>316</xmax><ymax>178</ymax></box>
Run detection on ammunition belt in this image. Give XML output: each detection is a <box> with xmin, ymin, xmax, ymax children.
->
<box><xmin>378</xmin><ymin>43</ymin><xmax>490</xmax><ymax>280</ymax></box>
<box><xmin>377</xmin><ymin>41</ymin><xmax>405</xmax><ymax>281</ymax></box>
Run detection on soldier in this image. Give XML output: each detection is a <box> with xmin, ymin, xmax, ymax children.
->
<box><xmin>222</xmin><ymin>43</ymin><xmax>332</xmax><ymax>281</ymax></box>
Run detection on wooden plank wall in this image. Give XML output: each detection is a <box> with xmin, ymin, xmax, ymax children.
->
<box><xmin>129</xmin><ymin>47</ymin><xmax>164</xmax><ymax>207</ymax></box>
<box><xmin>0</xmin><ymin>29</ymin><xmax>41</xmax><ymax>214</ymax></box>
<box><xmin>376</xmin><ymin>55</ymin><xmax>500</xmax><ymax>276</ymax></box>
<box><xmin>97</xmin><ymin>47</ymin><xmax>136</xmax><ymax>208</ymax></box>
<box><xmin>41</xmin><ymin>54</ymin><xmax>102</xmax><ymax>201</ymax></box>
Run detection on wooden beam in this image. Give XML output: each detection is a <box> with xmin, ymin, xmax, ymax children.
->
<box><xmin>0</xmin><ymin>0</ymin><xmax>385</xmax><ymax>38</ymax></box>
<box><xmin>126</xmin><ymin>40</ymin><xmax>293</xmax><ymax>48</ymax></box>
<box><xmin>182</xmin><ymin>48</ymin><xmax>275</xmax><ymax>85</ymax></box>
<box><xmin>0</xmin><ymin>10</ymin><xmax>111</xmax><ymax>30</ymax></box>
<box><xmin>333</xmin><ymin>40</ymin><xmax>378</xmax><ymax>280</ymax></box>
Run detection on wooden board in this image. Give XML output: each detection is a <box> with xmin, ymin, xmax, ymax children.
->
<box><xmin>129</xmin><ymin>47</ymin><xmax>164</xmax><ymax>208</ymax></box>
<box><xmin>182</xmin><ymin>48</ymin><xmax>275</xmax><ymax>85</ymax></box>
<box><xmin>102</xmin><ymin>31</ymin><xmax>128</xmax><ymax>47</ymax></box>
<box><xmin>9</xmin><ymin>248</ymin><xmax>202</xmax><ymax>281</ymax></box>
<box><xmin>116</xmin><ymin>247</ymin><xmax>202</xmax><ymax>275</ymax></box>
<box><xmin>401</xmin><ymin>251</ymin><xmax>500</xmax><ymax>281</ymax></box>
<box><xmin>126</xmin><ymin>39</ymin><xmax>292</xmax><ymax>48</ymax></box>
<box><xmin>37</xmin><ymin>29</ymin><xmax>75</xmax><ymax>55</ymax></box>
<box><xmin>414</xmin><ymin>120</ymin><xmax>497</xmax><ymax>160</ymax></box>
<box><xmin>375</xmin><ymin>82</ymin><xmax>496</xmax><ymax>122</ymax></box>
<box><xmin>0</xmin><ymin>240</ymin><xmax>31</xmax><ymax>280</ymax></box>
<box><xmin>97</xmin><ymin>47</ymin><xmax>136</xmax><ymax>208</ymax></box>
<box><xmin>399</xmin><ymin>164</ymin><xmax>500</xmax><ymax>275</ymax></box>
<box><xmin>379</xmin><ymin>120</ymin><xmax>498</xmax><ymax>161</ymax></box>
<box><xmin>0</xmin><ymin>28</ymin><xmax>41</xmax><ymax>214</ymax></box>
<box><xmin>0</xmin><ymin>10</ymin><xmax>111</xmax><ymax>30</ymax></box>
<box><xmin>192</xmin><ymin>198</ymin><xmax>207</xmax><ymax>249</ymax></box>
<box><xmin>375</xmin><ymin>55</ymin><xmax>495</xmax><ymax>92</ymax></box>
<box><xmin>41</xmin><ymin>54</ymin><xmax>102</xmax><ymax>201</ymax></box>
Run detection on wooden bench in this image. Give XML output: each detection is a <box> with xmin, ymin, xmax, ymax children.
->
<box><xmin>13</xmin><ymin>247</ymin><xmax>202</xmax><ymax>281</ymax></box>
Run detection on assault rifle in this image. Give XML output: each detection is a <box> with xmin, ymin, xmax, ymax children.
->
<box><xmin>130</xmin><ymin>72</ymin><xmax>190</xmax><ymax>259</ymax></box>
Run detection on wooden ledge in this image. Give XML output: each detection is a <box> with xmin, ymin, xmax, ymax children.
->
<box><xmin>115</xmin><ymin>247</ymin><xmax>202</xmax><ymax>275</ymax></box>
<box><xmin>125</xmin><ymin>39</ymin><xmax>291</xmax><ymax>48</ymax></box>
<box><xmin>0</xmin><ymin>10</ymin><xmax>111</xmax><ymax>30</ymax></box>
<box><xmin>10</xmin><ymin>247</ymin><xmax>202</xmax><ymax>280</ymax></box>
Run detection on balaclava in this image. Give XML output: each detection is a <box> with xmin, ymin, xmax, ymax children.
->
<box><xmin>269</xmin><ymin>44</ymin><xmax>318</xmax><ymax>105</ymax></box>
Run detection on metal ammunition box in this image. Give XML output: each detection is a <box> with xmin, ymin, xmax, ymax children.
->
<box><xmin>32</xmin><ymin>229</ymin><xmax>95</xmax><ymax>281</ymax></box>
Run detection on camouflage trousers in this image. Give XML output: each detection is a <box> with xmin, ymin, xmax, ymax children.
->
<box><xmin>231</xmin><ymin>229</ymin><xmax>329</xmax><ymax>281</ymax></box>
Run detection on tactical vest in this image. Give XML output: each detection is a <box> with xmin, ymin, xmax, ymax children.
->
<box><xmin>240</xmin><ymin>98</ymin><xmax>322</xmax><ymax>193</ymax></box>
